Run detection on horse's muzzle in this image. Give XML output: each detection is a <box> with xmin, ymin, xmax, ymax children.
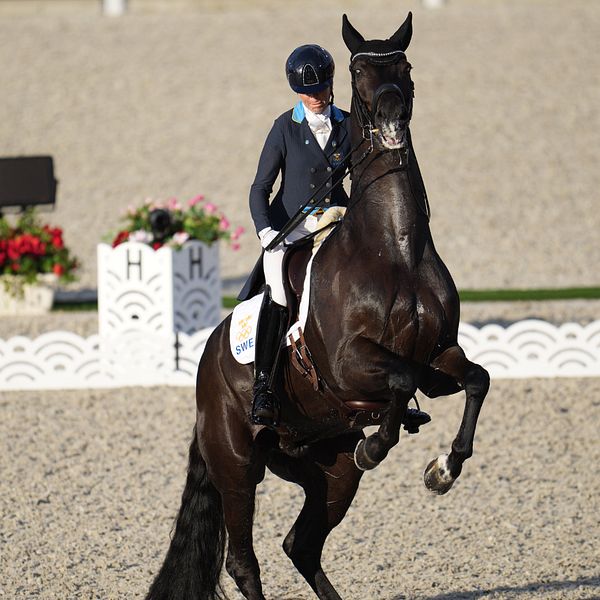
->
<box><xmin>372</xmin><ymin>83</ymin><xmax>411</xmax><ymax>150</ymax></box>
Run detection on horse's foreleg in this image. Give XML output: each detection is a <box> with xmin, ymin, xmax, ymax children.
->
<box><xmin>353</xmin><ymin>396</ymin><xmax>408</xmax><ymax>470</ymax></box>
<box><xmin>424</xmin><ymin>345</ymin><xmax>490</xmax><ymax>494</ymax></box>
<box><xmin>341</xmin><ymin>341</ymin><xmax>417</xmax><ymax>470</ymax></box>
<box><xmin>270</xmin><ymin>440</ymin><xmax>363</xmax><ymax>600</ymax></box>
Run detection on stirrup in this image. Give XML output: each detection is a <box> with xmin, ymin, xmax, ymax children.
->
<box><xmin>402</xmin><ymin>397</ymin><xmax>431</xmax><ymax>434</ymax></box>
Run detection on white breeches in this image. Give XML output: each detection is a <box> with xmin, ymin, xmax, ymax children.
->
<box><xmin>263</xmin><ymin>217</ymin><xmax>317</xmax><ymax>307</ymax></box>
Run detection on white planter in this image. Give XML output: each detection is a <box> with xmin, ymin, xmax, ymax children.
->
<box><xmin>97</xmin><ymin>240</ymin><xmax>221</xmax><ymax>381</ymax></box>
<box><xmin>0</xmin><ymin>274</ymin><xmax>57</xmax><ymax>316</ymax></box>
<box><xmin>97</xmin><ymin>240</ymin><xmax>221</xmax><ymax>337</ymax></box>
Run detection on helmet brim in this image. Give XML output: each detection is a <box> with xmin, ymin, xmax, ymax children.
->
<box><xmin>289</xmin><ymin>79</ymin><xmax>333</xmax><ymax>94</ymax></box>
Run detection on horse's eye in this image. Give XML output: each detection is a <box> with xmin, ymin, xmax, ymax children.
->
<box><xmin>354</xmin><ymin>69</ymin><xmax>361</xmax><ymax>75</ymax></box>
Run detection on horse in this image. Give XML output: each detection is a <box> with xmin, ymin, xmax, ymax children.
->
<box><xmin>146</xmin><ymin>12</ymin><xmax>490</xmax><ymax>600</ymax></box>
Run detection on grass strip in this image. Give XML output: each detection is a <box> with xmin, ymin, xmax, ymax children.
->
<box><xmin>459</xmin><ymin>287</ymin><xmax>600</xmax><ymax>302</ymax></box>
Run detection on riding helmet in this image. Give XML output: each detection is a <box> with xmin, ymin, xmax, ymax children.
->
<box><xmin>285</xmin><ymin>45</ymin><xmax>335</xmax><ymax>94</ymax></box>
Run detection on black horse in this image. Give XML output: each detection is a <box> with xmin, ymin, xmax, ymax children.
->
<box><xmin>146</xmin><ymin>13</ymin><xmax>490</xmax><ymax>600</ymax></box>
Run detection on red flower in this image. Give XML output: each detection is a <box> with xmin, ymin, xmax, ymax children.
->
<box><xmin>7</xmin><ymin>240</ymin><xmax>21</xmax><ymax>261</ymax></box>
<box><xmin>53</xmin><ymin>263</ymin><xmax>65</xmax><ymax>276</ymax></box>
<box><xmin>10</xmin><ymin>262</ymin><xmax>20</xmax><ymax>272</ymax></box>
<box><xmin>112</xmin><ymin>230</ymin><xmax>130</xmax><ymax>247</ymax></box>
<box><xmin>152</xmin><ymin>242</ymin><xmax>163</xmax><ymax>250</ymax></box>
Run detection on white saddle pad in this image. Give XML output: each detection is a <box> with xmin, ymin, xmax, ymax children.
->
<box><xmin>229</xmin><ymin>292</ymin><xmax>263</xmax><ymax>364</ymax></box>
<box><xmin>229</xmin><ymin>256</ymin><xmax>314</xmax><ymax>365</ymax></box>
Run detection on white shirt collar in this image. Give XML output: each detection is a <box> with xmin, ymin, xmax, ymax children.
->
<box><xmin>303</xmin><ymin>103</ymin><xmax>332</xmax><ymax>128</ymax></box>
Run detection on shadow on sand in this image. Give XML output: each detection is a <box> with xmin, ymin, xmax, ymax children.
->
<box><xmin>389</xmin><ymin>575</ymin><xmax>600</xmax><ymax>600</ymax></box>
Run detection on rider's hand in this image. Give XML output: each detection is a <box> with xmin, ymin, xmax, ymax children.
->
<box><xmin>259</xmin><ymin>228</ymin><xmax>282</xmax><ymax>252</ymax></box>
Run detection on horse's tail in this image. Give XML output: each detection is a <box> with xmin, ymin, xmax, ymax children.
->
<box><xmin>146</xmin><ymin>427</ymin><xmax>225</xmax><ymax>600</ymax></box>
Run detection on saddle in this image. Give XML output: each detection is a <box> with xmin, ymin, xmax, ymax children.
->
<box><xmin>280</xmin><ymin>239</ymin><xmax>431</xmax><ymax>434</ymax></box>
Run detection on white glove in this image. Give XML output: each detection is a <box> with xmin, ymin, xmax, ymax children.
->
<box><xmin>259</xmin><ymin>227</ymin><xmax>282</xmax><ymax>251</ymax></box>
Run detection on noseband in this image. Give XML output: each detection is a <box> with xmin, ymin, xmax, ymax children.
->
<box><xmin>349</xmin><ymin>50</ymin><xmax>413</xmax><ymax>140</ymax></box>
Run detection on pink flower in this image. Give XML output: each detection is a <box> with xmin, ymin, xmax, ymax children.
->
<box><xmin>130</xmin><ymin>230</ymin><xmax>153</xmax><ymax>243</ymax></box>
<box><xmin>172</xmin><ymin>231</ymin><xmax>190</xmax><ymax>246</ymax></box>
<box><xmin>231</xmin><ymin>242</ymin><xmax>241</xmax><ymax>251</ymax></box>
<box><xmin>219</xmin><ymin>216</ymin><xmax>230</xmax><ymax>231</ymax></box>
<box><xmin>167</xmin><ymin>197</ymin><xmax>181</xmax><ymax>211</ymax></box>
<box><xmin>204</xmin><ymin>202</ymin><xmax>217</xmax><ymax>214</ymax></box>
<box><xmin>231</xmin><ymin>225</ymin><xmax>245</xmax><ymax>241</ymax></box>
<box><xmin>188</xmin><ymin>195</ymin><xmax>205</xmax><ymax>207</ymax></box>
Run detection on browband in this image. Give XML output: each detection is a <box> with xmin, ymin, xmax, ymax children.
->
<box><xmin>350</xmin><ymin>50</ymin><xmax>406</xmax><ymax>64</ymax></box>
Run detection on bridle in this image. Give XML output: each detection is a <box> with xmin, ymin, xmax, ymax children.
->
<box><xmin>347</xmin><ymin>50</ymin><xmax>429</xmax><ymax>221</ymax></box>
<box><xmin>349</xmin><ymin>50</ymin><xmax>414</xmax><ymax>141</ymax></box>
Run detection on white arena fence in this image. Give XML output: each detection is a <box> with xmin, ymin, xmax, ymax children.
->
<box><xmin>1</xmin><ymin>319</ymin><xmax>599</xmax><ymax>391</ymax></box>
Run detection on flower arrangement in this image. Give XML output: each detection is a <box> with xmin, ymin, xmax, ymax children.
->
<box><xmin>110</xmin><ymin>196</ymin><xmax>245</xmax><ymax>251</ymax></box>
<box><xmin>0</xmin><ymin>209</ymin><xmax>79</xmax><ymax>290</ymax></box>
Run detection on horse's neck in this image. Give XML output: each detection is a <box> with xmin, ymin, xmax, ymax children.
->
<box><xmin>344</xmin><ymin>146</ymin><xmax>429</xmax><ymax>265</ymax></box>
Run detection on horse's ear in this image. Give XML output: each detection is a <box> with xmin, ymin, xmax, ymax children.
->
<box><xmin>342</xmin><ymin>14</ymin><xmax>365</xmax><ymax>55</ymax></box>
<box><xmin>389</xmin><ymin>12</ymin><xmax>413</xmax><ymax>51</ymax></box>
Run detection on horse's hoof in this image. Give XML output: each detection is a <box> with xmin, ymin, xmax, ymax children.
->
<box><xmin>423</xmin><ymin>454</ymin><xmax>456</xmax><ymax>495</ymax></box>
<box><xmin>354</xmin><ymin>439</ymin><xmax>381</xmax><ymax>471</ymax></box>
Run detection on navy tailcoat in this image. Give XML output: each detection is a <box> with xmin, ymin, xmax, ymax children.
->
<box><xmin>249</xmin><ymin>102</ymin><xmax>353</xmax><ymax>234</ymax></box>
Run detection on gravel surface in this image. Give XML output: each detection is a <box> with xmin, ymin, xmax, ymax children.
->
<box><xmin>1</xmin><ymin>3</ymin><xmax>599</xmax><ymax>599</ymax></box>
<box><xmin>0</xmin><ymin>0</ymin><xmax>598</xmax><ymax>291</ymax></box>
<box><xmin>1</xmin><ymin>378</ymin><xmax>599</xmax><ymax>599</ymax></box>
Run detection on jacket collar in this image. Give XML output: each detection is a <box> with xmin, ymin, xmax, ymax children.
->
<box><xmin>292</xmin><ymin>101</ymin><xmax>345</xmax><ymax>124</ymax></box>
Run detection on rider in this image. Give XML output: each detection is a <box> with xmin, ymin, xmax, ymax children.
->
<box><xmin>247</xmin><ymin>44</ymin><xmax>353</xmax><ymax>426</ymax></box>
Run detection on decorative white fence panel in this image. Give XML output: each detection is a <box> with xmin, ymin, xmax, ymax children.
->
<box><xmin>1</xmin><ymin>320</ymin><xmax>599</xmax><ymax>391</ymax></box>
<box><xmin>458</xmin><ymin>320</ymin><xmax>600</xmax><ymax>379</ymax></box>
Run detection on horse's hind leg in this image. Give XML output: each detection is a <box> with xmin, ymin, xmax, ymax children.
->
<box><xmin>424</xmin><ymin>345</ymin><xmax>490</xmax><ymax>494</ymax></box>
<box><xmin>221</xmin><ymin>486</ymin><xmax>266</xmax><ymax>600</ymax></box>
<box><xmin>269</xmin><ymin>438</ymin><xmax>363</xmax><ymax>600</ymax></box>
<box><xmin>204</xmin><ymin>442</ymin><xmax>266</xmax><ymax>600</ymax></box>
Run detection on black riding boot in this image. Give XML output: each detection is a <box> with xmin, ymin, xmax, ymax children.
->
<box><xmin>252</xmin><ymin>289</ymin><xmax>288</xmax><ymax>426</ymax></box>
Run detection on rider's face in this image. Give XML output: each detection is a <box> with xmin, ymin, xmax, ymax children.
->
<box><xmin>298</xmin><ymin>87</ymin><xmax>331</xmax><ymax>114</ymax></box>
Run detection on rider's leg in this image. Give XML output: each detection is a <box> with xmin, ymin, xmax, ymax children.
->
<box><xmin>252</xmin><ymin>285</ymin><xmax>288</xmax><ymax>425</ymax></box>
<box><xmin>252</xmin><ymin>223</ymin><xmax>312</xmax><ymax>425</ymax></box>
<box><xmin>262</xmin><ymin>244</ymin><xmax>287</xmax><ymax>306</ymax></box>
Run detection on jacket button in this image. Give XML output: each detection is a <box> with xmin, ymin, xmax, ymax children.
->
<box><xmin>325</xmin><ymin>198</ymin><xmax>331</xmax><ymax>203</ymax></box>
<box><xmin>327</xmin><ymin>167</ymin><xmax>332</xmax><ymax>172</ymax></box>
<box><xmin>332</xmin><ymin>141</ymin><xmax>337</xmax><ymax>147</ymax></box>
<box><xmin>310</xmin><ymin>183</ymin><xmax>316</xmax><ymax>189</ymax></box>
<box><xmin>310</xmin><ymin>167</ymin><xmax>316</xmax><ymax>173</ymax></box>
<box><xmin>326</xmin><ymin>182</ymin><xmax>331</xmax><ymax>188</ymax></box>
